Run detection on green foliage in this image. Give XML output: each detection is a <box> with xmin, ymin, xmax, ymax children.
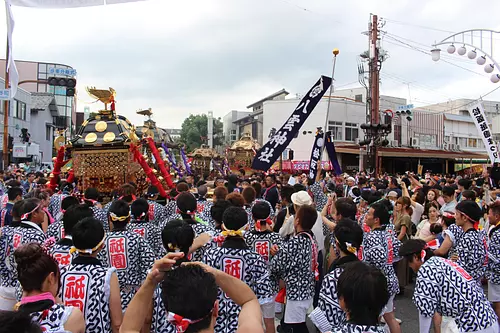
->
<box><xmin>180</xmin><ymin>114</ymin><xmax>223</xmax><ymax>151</ymax></box>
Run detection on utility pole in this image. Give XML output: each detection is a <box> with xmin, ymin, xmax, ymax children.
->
<box><xmin>369</xmin><ymin>14</ymin><xmax>380</xmax><ymax>175</ymax></box>
<box><xmin>3</xmin><ymin>40</ymin><xmax>10</xmax><ymax>170</ymax></box>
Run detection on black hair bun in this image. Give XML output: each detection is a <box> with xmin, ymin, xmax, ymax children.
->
<box><xmin>14</xmin><ymin>243</ymin><xmax>43</xmax><ymax>268</ymax></box>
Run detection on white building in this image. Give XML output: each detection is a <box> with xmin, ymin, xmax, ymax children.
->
<box><xmin>0</xmin><ymin>78</ymin><xmax>56</xmax><ymax>167</ymax></box>
<box><xmin>222</xmin><ymin>110</ymin><xmax>252</xmax><ymax>144</ymax></box>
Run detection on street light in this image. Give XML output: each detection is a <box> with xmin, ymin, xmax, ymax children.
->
<box><xmin>431</xmin><ymin>29</ymin><xmax>500</xmax><ymax>83</ymax></box>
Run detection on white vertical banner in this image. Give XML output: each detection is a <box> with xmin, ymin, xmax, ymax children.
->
<box><xmin>469</xmin><ymin>101</ymin><xmax>499</xmax><ymax>163</ymax></box>
<box><xmin>5</xmin><ymin>0</ymin><xmax>19</xmax><ymax>99</ymax></box>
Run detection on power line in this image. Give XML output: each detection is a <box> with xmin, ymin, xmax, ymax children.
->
<box><xmin>382</xmin><ymin>17</ymin><xmax>455</xmax><ymax>34</ymax></box>
<box><xmin>382</xmin><ymin>38</ymin><xmax>488</xmax><ymax>78</ymax></box>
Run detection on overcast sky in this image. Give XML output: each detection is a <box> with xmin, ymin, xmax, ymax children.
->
<box><xmin>2</xmin><ymin>0</ymin><xmax>500</xmax><ymax>128</ymax></box>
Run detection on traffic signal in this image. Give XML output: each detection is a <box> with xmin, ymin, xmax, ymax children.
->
<box><xmin>288</xmin><ymin>149</ymin><xmax>294</xmax><ymax>160</ymax></box>
<box><xmin>396</xmin><ymin>109</ymin><xmax>413</xmax><ymax>121</ymax></box>
<box><xmin>47</xmin><ymin>77</ymin><xmax>76</xmax><ymax>97</ymax></box>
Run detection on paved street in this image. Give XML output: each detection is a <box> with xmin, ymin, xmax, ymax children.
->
<box><xmin>275</xmin><ymin>283</ymin><xmax>421</xmax><ymax>332</ymax></box>
<box><xmin>394</xmin><ymin>284</ymin><xmax>420</xmax><ymax>333</ymax></box>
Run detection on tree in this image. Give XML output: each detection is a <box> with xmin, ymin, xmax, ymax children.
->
<box><xmin>180</xmin><ymin>114</ymin><xmax>224</xmax><ymax>151</ymax></box>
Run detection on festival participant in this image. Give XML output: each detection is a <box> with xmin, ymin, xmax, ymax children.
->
<box><xmin>271</xmin><ymin>205</ymin><xmax>319</xmax><ymax>333</ymax></box>
<box><xmin>60</xmin><ymin>217</ymin><xmax>122</xmax><ymax>333</ymax></box>
<box><xmin>0</xmin><ymin>200</ymin><xmax>23</xmax><ymax>310</ymax></box>
<box><xmin>210</xmin><ymin>199</ymin><xmax>233</xmax><ymax>236</ymax></box>
<box><xmin>11</xmin><ymin>198</ymin><xmax>47</xmax><ymax>250</ymax></box>
<box><xmin>28</xmin><ymin>189</ymin><xmax>53</xmax><ymax>232</ymax></box>
<box><xmin>105</xmin><ymin>200</ymin><xmax>155</xmax><ymax>311</ymax></box>
<box><xmin>213</xmin><ymin>186</ymin><xmax>229</xmax><ymax>203</ymax></box>
<box><xmin>197</xmin><ymin>185</ymin><xmax>213</xmax><ymax>223</ymax></box>
<box><xmin>423</xmin><ymin>189</ymin><xmax>441</xmax><ymax>218</ymax></box>
<box><xmin>393</xmin><ymin>196</ymin><xmax>413</xmax><ymax>242</ymax></box>
<box><xmin>150</xmin><ymin>220</ymin><xmax>196</xmax><ymax>333</ymax></box>
<box><xmin>0</xmin><ymin>310</ymin><xmax>43</xmax><ymax>333</ymax></box>
<box><xmin>263</xmin><ymin>174</ymin><xmax>280</xmax><ymax>211</ymax></box>
<box><xmin>0</xmin><ymin>180</ymin><xmax>21</xmax><ymax>210</ymax></box>
<box><xmin>164</xmin><ymin>182</ymin><xmax>190</xmax><ymax>220</ymax></box>
<box><xmin>143</xmin><ymin>185</ymin><xmax>167</xmax><ymax>226</ymax></box>
<box><xmin>83</xmin><ymin>188</ymin><xmax>108</xmax><ymax>228</ymax></box>
<box><xmin>127</xmin><ymin>198</ymin><xmax>164</xmax><ymax>257</ymax></box>
<box><xmin>308</xmin><ymin>164</ymin><xmax>328</xmax><ymax>212</ymax></box>
<box><xmin>328</xmin><ymin>261</ymin><xmax>388</xmax><ymax>333</ymax></box>
<box><xmin>46</xmin><ymin>195</ymin><xmax>80</xmax><ymax>242</ymax></box>
<box><xmin>440</xmin><ymin>186</ymin><xmax>457</xmax><ymax>214</ymax></box>
<box><xmin>48</xmin><ymin>181</ymin><xmax>73</xmax><ymax>218</ymax></box>
<box><xmin>50</xmin><ymin>204</ymin><xmax>93</xmax><ymax>266</ymax></box>
<box><xmin>415</xmin><ymin>204</ymin><xmax>440</xmax><ymax>240</ymax></box>
<box><xmin>487</xmin><ymin>201</ymin><xmax>500</xmax><ymax>322</ymax></box>
<box><xmin>0</xmin><ymin>184</ymin><xmax>22</xmax><ymax>227</ymax></box>
<box><xmin>226</xmin><ymin>192</ymin><xmax>245</xmax><ymax>208</ymax></box>
<box><xmin>274</xmin><ymin>185</ymin><xmax>295</xmax><ymax>233</ymax></box>
<box><xmin>361</xmin><ymin>202</ymin><xmax>401</xmax><ymax>333</ymax></box>
<box><xmin>14</xmin><ymin>243</ymin><xmax>85</xmax><ymax>333</ymax></box>
<box><xmin>103</xmin><ymin>183</ymin><xmax>137</xmax><ymax>213</ymax></box>
<box><xmin>169</xmin><ymin>192</ymin><xmax>215</xmax><ymax>260</ymax></box>
<box><xmin>244</xmin><ymin>201</ymin><xmax>283</xmax><ymax>333</ymax></box>
<box><xmin>203</xmin><ymin>206</ymin><xmax>273</xmax><ymax>333</ymax></box>
<box><xmin>453</xmin><ymin>200</ymin><xmax>486</xmax><ymax>285</ymax></box>
<box><xmin>121</xmin><ymin>257</ymin><xmax>264</xmax><ymax>333</ymax></box>
<box><xmin>310</xmin><ymin>218</ymin><xmax>363</xmax><ymax>333</ymax></box>
<box><xmin>400</xmin><ymin>239</ymin><xmax>498</xmax><ymax>333</ymax></box>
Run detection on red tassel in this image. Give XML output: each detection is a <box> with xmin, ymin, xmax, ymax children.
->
<box><xmin>130</xmin><ymin>143</ymin><xmax>167</xmax><ymax>197</ymax></box>
<box><xmin>67</xmin><ymin>169</ymin><xmax>75</xmax><ymax>184</ymax></box>
<box><xmin>48</xmin><ymin>146</ymin><xmax>65</xmax><ymax>191</ymax></box>
<box><xmin>145</xmin><ymin>137</ymin><xmax>173</xmax><ymax>189</ymax></box>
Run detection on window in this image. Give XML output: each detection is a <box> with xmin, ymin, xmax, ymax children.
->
<box><xmin>38</xmin><ymin>63</ymin><xmax>47</xmax><ymax>73</ymax></box>
<box><xmin>328</xmin><ymin>121</ymin><xmax>342</xmax><ymax>140</ymax></box>
<box><xmin>355</xmin><ymin>94</ymin><xmax>363</xmax><ymax>102</ymax></box>
<box><xmin>345</xmin><ymin>122</ymin><xmax>359</xmax><ymax>142</ymax></box>
<box><xmin>459</xmin><ymin>138</ymin><xmax>467</xmax><ymax>147</ymax></box>
<box><xmin>14</xmin><ymin>101</ymin><xmax>26</xmax><ymax>120</ymax></box>
<box><xmin>230</xmin><ymin>129</ymin><xmax>237</xmax><ymax>142</ymax></box>
<box><xmin>46</xmin><ymin>125</ymin><xmax>51</xmax><ymax>141</ymax></box>
<box><xmin>468</xmin><ymin>138</ymin><xmax>477</xmax><ymax>148</ymax></box>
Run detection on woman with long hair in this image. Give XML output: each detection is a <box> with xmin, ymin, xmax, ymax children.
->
<box><xmin>14</xmin><ymin>243</ymin><xmax>85</xmax><ymax>333</ymax></box>
<box><xmin>393</xmin><ymin>196</ymin><xmax>413</xmax><ymax>242</ymax></box>
<box><xmin>416</xmin><ymin>204</ymin><xmax>440</xmax><ymax>240</ymax></box>
<box><xmin>423</xmin><ymin>189</ymin><xmax>441</xmax><ymax>218</ymax></box>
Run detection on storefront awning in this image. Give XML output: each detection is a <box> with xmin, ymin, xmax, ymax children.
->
<box><xmin>334</xmin><ymin>143</ymin><xmax>488</xmax><ymax>160</ymax></box>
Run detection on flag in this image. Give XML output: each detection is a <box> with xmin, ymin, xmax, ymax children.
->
<box><xmin>5</xmin><ymin>0</ymin><xmax>19</xmax><ymax>99</ymax></box>
<box><xmin>324</xmin><ymin>131</ymin><xmax>342</xmax><ymax>175</ymax></box>
<box><xmin>307</xmin><ymin>131</ymin><xmax>323</xmax><ymax>180</ymax></box>
<box><xmin>251</xmin><ymin>75</ymin><xmax>332</xmax><ymax>171</ymax></box>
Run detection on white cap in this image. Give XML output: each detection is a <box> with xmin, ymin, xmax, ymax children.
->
<box><xmin>387</xmin><ymin>191</ymin><xmax>398</xmax><ymax>198</ymax></box>
<box><xmin>347</xmin><ymin>177</ymin><xmax>356</xmax><ymax>182</ymax></box>
<box><xmin>291</xmin><ymin>191</ymin><xmax>313</xmax><ymax>206</ymax></box>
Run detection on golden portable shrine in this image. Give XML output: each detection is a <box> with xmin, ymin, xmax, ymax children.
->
<box><xmin>48</xmin><ymin>87</ymin><xmax>174</xmax><ymax>198</ymax></box>
<box><xmin>227</xmin><ymin>133</ymin><xmax>261</xmax><ymax>175</ymax></box>
<box><xmin>188</xmin><ymin>145</ymin><xmax>222</xmax><ymax>176</ymax></box>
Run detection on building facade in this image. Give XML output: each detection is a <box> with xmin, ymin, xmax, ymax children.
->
<box><xmin>0</xmin><ymin>59</ymin><xmax>77</xmax><ymax>134</ymax></box>
<box><xmin>222</xmin><ymin>110</ymin><xmax>252</xmax><ymax>144</ymax></box>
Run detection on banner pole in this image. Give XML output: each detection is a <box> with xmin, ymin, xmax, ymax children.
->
<box><xmin>321</xmin><ymin>50</ymin><xmax>339</xmax><ymax>165</ymax></box>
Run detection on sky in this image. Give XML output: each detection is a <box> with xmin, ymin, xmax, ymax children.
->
<box><xmin>2</xmin><ymin>0</ymin><xmax>500</xmax><ymax>129</ymax></box>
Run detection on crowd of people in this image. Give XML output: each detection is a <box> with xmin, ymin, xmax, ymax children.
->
<box><xmin>0</xmin><ymin>165</ymin><xmax>500</xmax><ymax>333</ymax></box>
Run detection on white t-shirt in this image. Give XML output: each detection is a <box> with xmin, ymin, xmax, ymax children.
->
<box><xmin>279</xmin><ymin>214</ymin><xmax>325</xmax><ymax>253</ymax></box>
<box><xmin>411</xmin><ymin>202</ymin><xmax>424</xmax><ymax>225</ymax></box>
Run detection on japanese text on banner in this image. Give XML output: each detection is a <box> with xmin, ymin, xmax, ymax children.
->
<box><xmin>469</xmin><ymin>102</ymin><xmax>499</xmax><ymax>163</ymax></box>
